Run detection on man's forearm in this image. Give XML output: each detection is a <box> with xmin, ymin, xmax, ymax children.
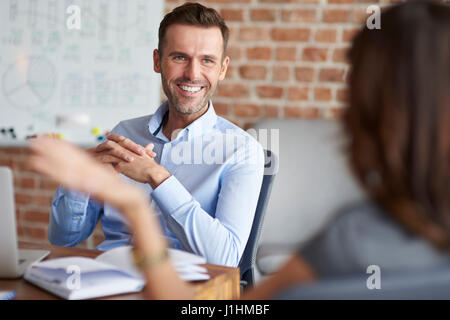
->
<box><xmin>151</xmin><ymin>174</ymin><xmax>259</xmax><ymax>267</ymax></box>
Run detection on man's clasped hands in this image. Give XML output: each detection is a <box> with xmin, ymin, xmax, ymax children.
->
<box><xmin>89</xmin><ymin>134</ymin><xmax>170</xmax><ymax>188</ymax></box>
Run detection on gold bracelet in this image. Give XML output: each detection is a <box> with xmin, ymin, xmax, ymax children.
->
<box><xmin>132</xmin><ymin>247</ymin><xmax>169</xmax><ymax>271</ymax></box>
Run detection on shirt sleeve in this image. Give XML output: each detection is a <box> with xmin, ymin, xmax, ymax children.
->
<box><xmin>151</xmin><ymin>143</ymin><xmax>265</xmax><ymax>267</ymax></box>
<box><xmin>48</xmin><ymin>186</ymin><xmax>102</xmax><ymax>247</ymax></box>
<box><xmin>47</xmin><ymin>123</ymin><xmax>129</xmax><ymax>247</ymax></box>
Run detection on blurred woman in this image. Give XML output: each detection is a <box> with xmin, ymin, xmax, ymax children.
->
<box><xmin>28</xmin><ymin>1</ymin><xmax>449</xmax><ymax>299</ymax></box>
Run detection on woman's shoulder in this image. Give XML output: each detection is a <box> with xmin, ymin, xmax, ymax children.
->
<box><xmin>298</xmin><ymin>200</ymin><xmax>450</xmax><ymax>277</ymax></box>
<box><xmin>330</xmin><ymin>201</ymin><xmax>386</xmax><ymax>229</ymax></box>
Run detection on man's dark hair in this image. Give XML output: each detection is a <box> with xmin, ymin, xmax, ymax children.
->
<box><xmin>158</xmin><ymin>2</ymin><xmax>229</xmax><ymax>58</ymax></box>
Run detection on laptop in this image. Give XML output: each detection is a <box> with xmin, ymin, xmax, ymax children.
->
<box><xmin>0</xmin><ymin>166</ymin><xmax>49</xmax><ymax>278</ymax></box>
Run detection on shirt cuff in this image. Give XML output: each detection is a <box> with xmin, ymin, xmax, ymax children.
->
<box><xmin>151</xmin><ymin>175</ymin><xmax>193</xmax><ymax>215</ymax></box>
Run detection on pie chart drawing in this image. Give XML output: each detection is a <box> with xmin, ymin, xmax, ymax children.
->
<box><xmin>2</xmin><ymin>56</ymin><xmax>57</xmax><ymax>111</ymax></box>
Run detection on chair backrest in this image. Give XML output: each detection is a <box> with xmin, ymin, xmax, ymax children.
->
<box><xmin>239</xmin><ymin>149</ymin><xmax>278</xmax><ymax>287</ymax></box>
<box><xmin>273</xmin><ymin>265</ymin><xmax>450</xmax><ymax>299</ymax></box>
<box><xmin>251</xmin><ymin>119</ymin><xmax>366</xmax><ymax>275</ymax></box>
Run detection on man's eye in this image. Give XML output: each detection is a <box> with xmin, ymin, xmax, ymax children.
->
<box><xmin>203</xmin><ymin>59</ymin><xmax>213</xmax><ymax>64</ymax></box>
<box><xmin>174</xmin><ymin>56</ymin><xmax>185</xmax><ymax>61</ymax></box>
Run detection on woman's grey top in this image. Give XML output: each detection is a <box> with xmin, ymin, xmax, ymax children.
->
<box><xmin>299</xmin><ymin>202</ymin><xmax>450</xmax><ymax>278</ymax></box>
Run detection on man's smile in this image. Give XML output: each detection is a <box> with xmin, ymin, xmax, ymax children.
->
<box><xmin>176</xmin><ymin>83</ymin><xmax>207</xmax><ymax>97</ymax></box>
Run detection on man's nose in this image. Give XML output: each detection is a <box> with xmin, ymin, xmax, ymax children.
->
<box><xmin>184</xmin><ymin>59</ymin><xmax>201</xmax><ymax>81</ymax></box>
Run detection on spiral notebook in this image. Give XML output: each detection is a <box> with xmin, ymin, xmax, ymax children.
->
<box><xmin>24</xmin><ymin>246</ymin><xmax>210</xmax><ymax>300</ymax></box>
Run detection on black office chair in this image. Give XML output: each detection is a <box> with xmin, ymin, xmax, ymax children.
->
<box><xmin>239</xmin><ymin>149</ymin><xmax>278</xmax><ymax>289</ymax></box>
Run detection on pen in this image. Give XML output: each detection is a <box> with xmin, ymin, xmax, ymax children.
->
<box><xmin>0</xmin><ymin>291</ymin><xmax>16</xmax><ymax>300</ymax></box>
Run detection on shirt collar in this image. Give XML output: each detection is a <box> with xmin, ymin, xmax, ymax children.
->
<box><xmin>148</xmin><ymin>100</ymin><xmax>217</xmax><ymax>140</ymax></box>
<box><xmin>185</xmin><ymin>100</ymin><xmax>217</xmax><ymax>139</ymax></box>
<box><xmin>148</xmin><ymin>100</ymin><xmax>169</xmax><ymax>136</ymax></box>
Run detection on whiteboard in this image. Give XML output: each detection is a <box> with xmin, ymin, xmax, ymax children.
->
<box><xmin>0</xmin><ymin>0</ymin><xmax>163</xmax><ymax>146</ymax></box>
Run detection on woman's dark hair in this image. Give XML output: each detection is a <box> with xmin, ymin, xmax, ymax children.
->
<box><xmin>158</xmin><ymin>2</ymin><xmax>229</xmax><ymax>58</ymax></box>
<box><xmin>343</xmin><ymin>1</ymin><xmax>450</xmax><ymax>248</ymax></box>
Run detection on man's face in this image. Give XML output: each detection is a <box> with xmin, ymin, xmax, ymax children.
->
<box><xmin>154</xmin><ymin>24</ymin><xmax>229</xmax><ymax>115</ymax></box>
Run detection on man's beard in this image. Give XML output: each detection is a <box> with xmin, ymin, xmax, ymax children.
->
<box><xmin>161</xmin><ymin>73</ymin><xmax>215</xmax><ymax>115</ymax></box>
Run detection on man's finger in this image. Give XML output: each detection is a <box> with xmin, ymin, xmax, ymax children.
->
<box><xmin>95</xmin><ymin>154</ymin><xmax>127</xmax><ymax>164</ymax></box>
<box><xmin>95</xmin><ymin>148</ymin><xmax>135</xmax><ymax>163</ymax></box>
<box><xmin>94</xmin><ymin>140</ymin><xmax>116</xmax><ymax>153</ymax></box>
<box><xmin>145</xmin><ymin>143</ymin><xmax>157</xmax><ymax>158</ymax></box>
<box><xmin>146</xmin><ymin>150</ymin><xmax>157</xmax><ymax>158</ymax></box>
<box><xmin>107</xmin><ymin>134</ymin><xmax>145</xmax><ymax>156</ymax></box>
<box><xmin>94</xmin><ymin>141</ymin><xmax>135</xmax><ymax>162</ymax></box>
<box><xmin>86</xmin><ymin>147</ymin><xmax>97</xmax><ymax>155</ymax></box>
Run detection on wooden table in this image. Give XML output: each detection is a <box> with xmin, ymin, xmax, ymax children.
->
<box><xmin>0</xmin><ymin>242</ymin><xmax>240</xmax><ymax>300</ymax></box>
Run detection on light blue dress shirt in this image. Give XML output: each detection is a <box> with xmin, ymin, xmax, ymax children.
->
<box><xmin>48</xmin><ymin>101</ymin><xmax>264</xmax><ymax>267</ymax></box>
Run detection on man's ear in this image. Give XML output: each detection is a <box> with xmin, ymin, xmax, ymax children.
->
<box><xmin>153</xmin><ymin>49</ymin><xmax>161</xmax><ymax>73</ymax></box>
<box><xmin>218</xmin><ymin>56</ymin><xmax>230</xmax><ymax>81</ymax></box>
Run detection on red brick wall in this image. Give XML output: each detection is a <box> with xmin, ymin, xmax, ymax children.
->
<box><xmin>3</xmin><ymin>0</ymin><xmax>447</xmax><ymax>249</ymax></box>
<box><xmin>0</xmin><ymin>147</ymin><xmax>104</xmax><ymax>248</ymax></box>
<box><xmin>165</xmin><ymin>0</ymin><xmax>399</xmax><ymax>129</ymax></box>
<box><xmin>0</xmin><ymin>148</ymin><xmax>54</xmax><ymax>245</ymax></box>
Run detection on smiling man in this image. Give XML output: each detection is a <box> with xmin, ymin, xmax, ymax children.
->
<box><xmin>48</xmin><ymin>3</ymin><xmax>264</xmax><ymax>267</ymax></box>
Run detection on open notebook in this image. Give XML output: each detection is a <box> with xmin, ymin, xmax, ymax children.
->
<box><xmin>24</xmin><ymin>246</ymin><xmax>210</xmax><ymax>300</ymax></box>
